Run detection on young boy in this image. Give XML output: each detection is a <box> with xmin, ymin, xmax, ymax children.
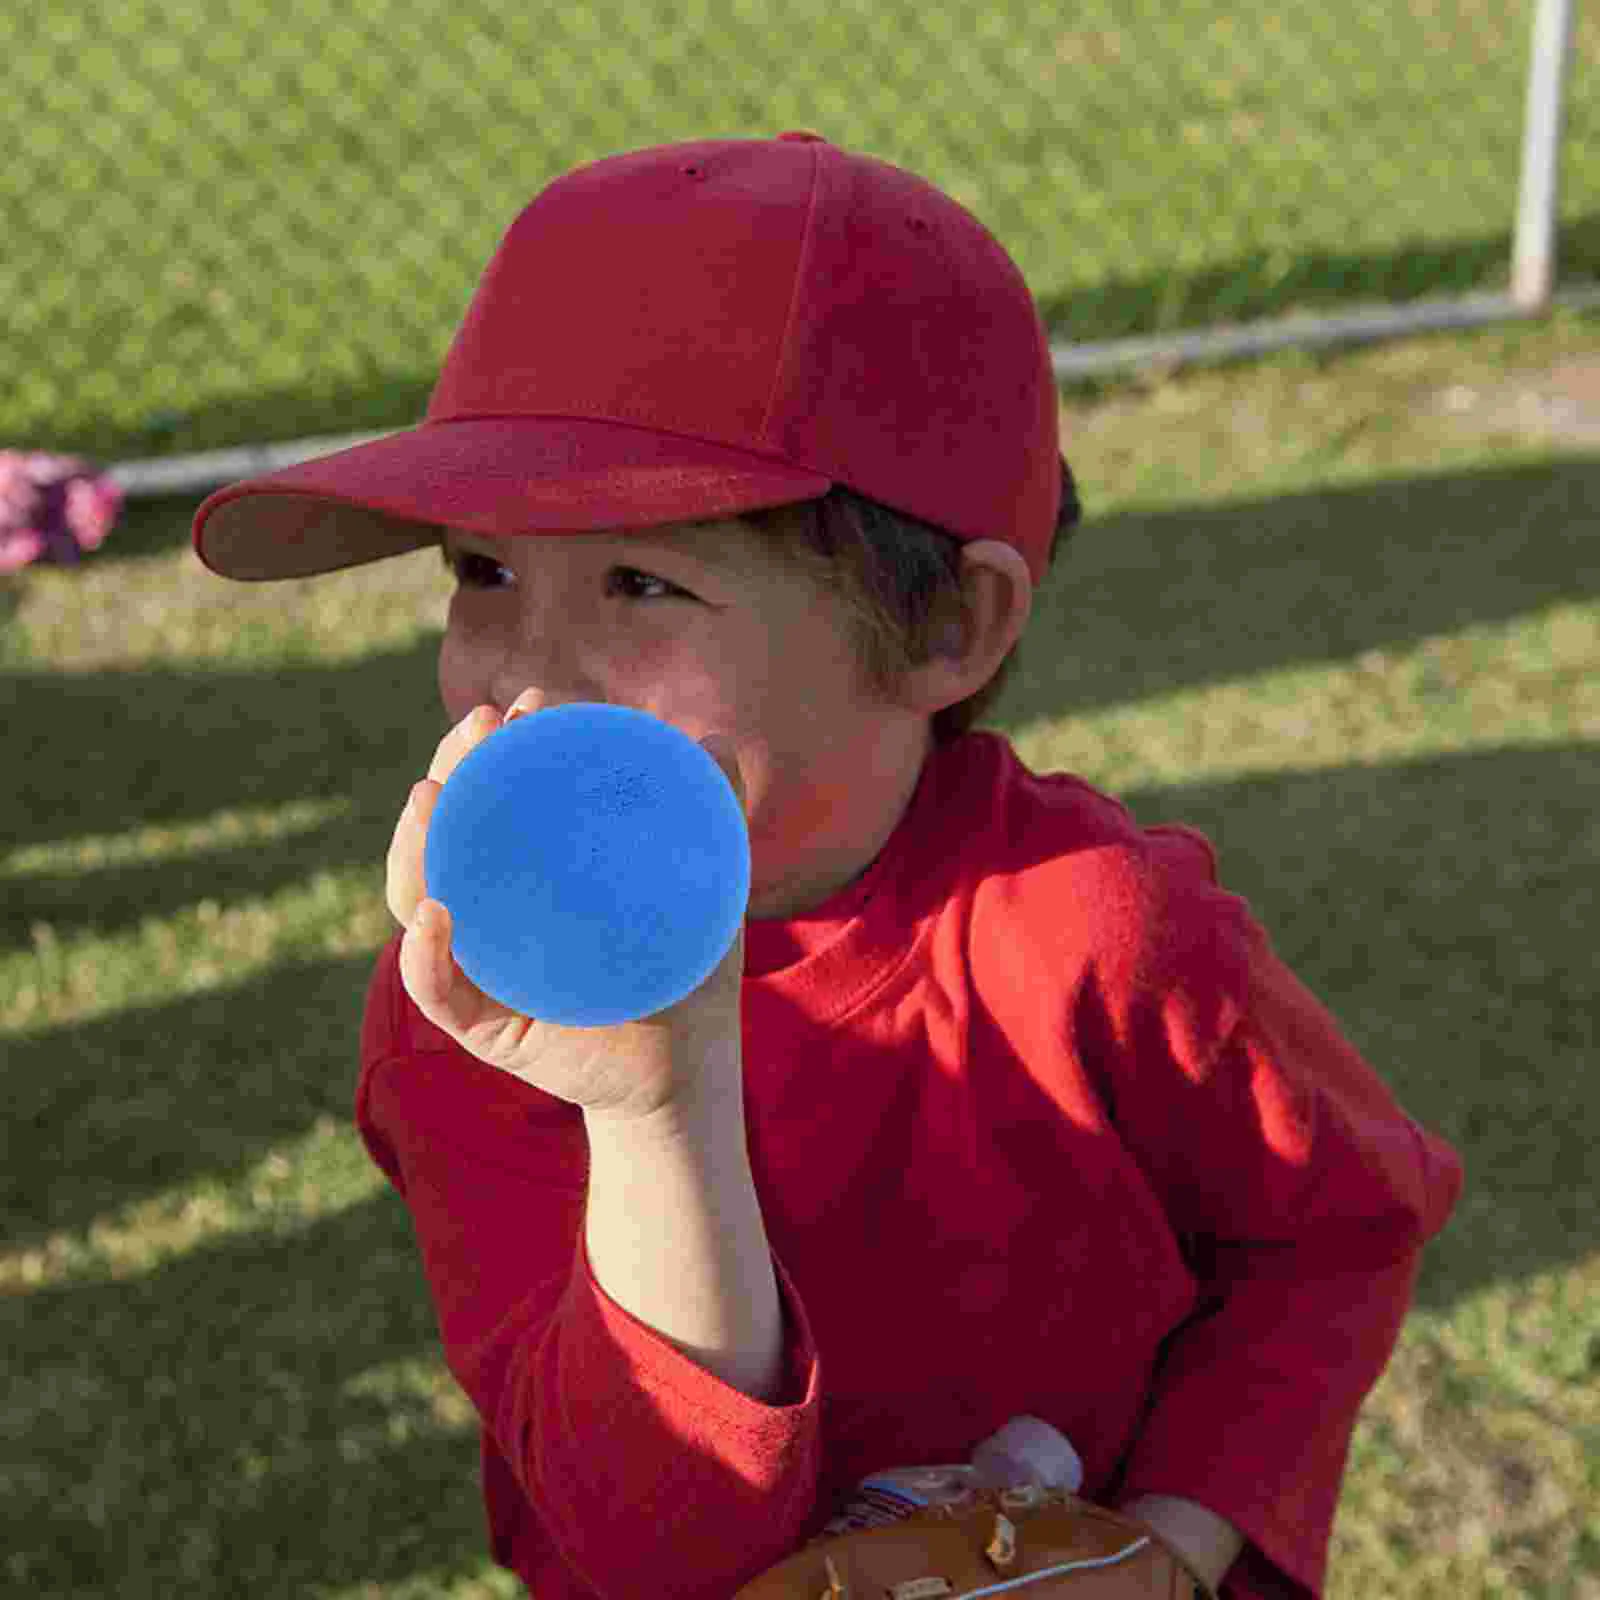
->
<box><xmin>192</xmin><ymin>132</ymin><xmax>1463</xmax><ymax>1599</ymax></box>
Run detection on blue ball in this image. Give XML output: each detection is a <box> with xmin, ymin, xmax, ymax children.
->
<box><xmin>423</xmin><ymin>703</ymin><xmax>751</xmax><ymax>1027</ymax></box>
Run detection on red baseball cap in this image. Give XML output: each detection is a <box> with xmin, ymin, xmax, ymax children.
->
<box><xmin>193</xmin><ymin>131</ymin><xmax>1063</xmax><ymax>585</ymax></box>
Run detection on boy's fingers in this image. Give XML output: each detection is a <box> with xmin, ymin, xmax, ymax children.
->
<box><xmin>386</xmin><ymin>779</ymin><xmax>439</xmax><ymax>927</ymax></box>
<box><xmin>427</xmin><ymin>703</ymin><xmax>502</xmax><ymax>785</ymax></box>
<box><xmin>392</xmin><ymin>705</ymin><xmax>500</xmax><ymax>928</ymax></box>
<box><xmin>397</xmin><ymin>899</ymin><xmax>507</xmax><ymax>1044</ymax></box>
<box><xmin>398</xmin><ymin>899</ymin><xmax>462</xmax><ymax>1026</ymax></box>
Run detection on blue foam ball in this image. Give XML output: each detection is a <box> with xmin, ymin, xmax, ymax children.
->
<box><xmin>423</xmin><ymin>703</ymin><xmax>751</xmax><ymax>1027</ymax></box>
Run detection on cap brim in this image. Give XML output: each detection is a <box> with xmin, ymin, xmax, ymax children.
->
<box><xmin>192</xmin><ymin>416</ymin><xmax>834</xmax><ymax>580</ymax></box>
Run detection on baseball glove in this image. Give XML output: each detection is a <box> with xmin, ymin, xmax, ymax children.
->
<box><xmin>733</xmin><ymin>1484</ymin><xmax>1216</xmax><ymax>1600</ymax></box>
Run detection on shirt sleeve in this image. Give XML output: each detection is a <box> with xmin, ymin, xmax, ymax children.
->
<box><xmin>1101</xmin><ymin>907</ymin><xmax>1464</xmax><ymax>1599</ymax></box>
<box><xmin>355</xmin><ymin>934</ymin><xmax>826</xmax><ymax>1598</ymax></box>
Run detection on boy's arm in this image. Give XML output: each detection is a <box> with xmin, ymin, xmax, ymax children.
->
<box><xmin>583</xmin><ymin>1030</ymin><xmax>787</xmax><ymax>1403</ymax></box>
<box><xmin>357</xmin><ymin>934</ymin><xmax>824</xmax><ymax>1600</ymax></box>
<box><xmin>1099</xmin><ymin>921</ymin><xmax>1463</xmax><ymax>1599</ymax></box>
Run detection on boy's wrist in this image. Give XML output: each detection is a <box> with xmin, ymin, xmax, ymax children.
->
<box><xmin>580</xmin><ymin>1022</ymin><xmax>744</xmax><ymax>1133</ymax></box>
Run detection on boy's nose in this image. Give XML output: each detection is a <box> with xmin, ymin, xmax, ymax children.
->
<box><xmin>490</xmin><ymin>640</ymin><xmax>604</xmax><ymax>717</ymax></box>
<box><xmin>487</xmin><ymin>616</ymin><xmax>603</xmax><ymax>718</ymax></box>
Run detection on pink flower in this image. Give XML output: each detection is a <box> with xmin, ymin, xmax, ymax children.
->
<box><xmin>66</xmin><ymin>475</ymin><xmax>122</xmax><ymax>552</ymax></box>
<box><xmin>0</xmin><ymin>451</ymin><xmax>123</xmax><ymax>570</ymax></box>
<box><xmin>0</xmin><ymin>526</ymin><xmax>47</xmax><ymax>574</ymax></box>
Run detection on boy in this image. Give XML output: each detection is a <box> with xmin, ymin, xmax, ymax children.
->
<box><xmin>193</xmin><ymin>132</ymin><xmax>1463</xmax><ymax>1598</ymax></box>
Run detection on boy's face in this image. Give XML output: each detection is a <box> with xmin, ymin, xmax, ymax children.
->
<box><xmin>435</xmin><ymin>515</ymin><xmax>935</xmax><ymax>920</ymax></box>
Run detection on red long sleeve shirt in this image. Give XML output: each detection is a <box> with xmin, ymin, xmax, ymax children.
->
<box><xmin>355</xmin><ymin>730</ymin><xmax>1463</xmax><ymax>1599</ymax></box>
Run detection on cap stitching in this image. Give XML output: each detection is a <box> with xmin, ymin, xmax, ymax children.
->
<box><xmin>425</xmin><ymin>406</ymin><xmax>832</xmax><ymax>466</ymax></box>
<box><xmin>757</xmin><ymin>140</ymin><xmax>826</xmax><ymax>455</ymax></box>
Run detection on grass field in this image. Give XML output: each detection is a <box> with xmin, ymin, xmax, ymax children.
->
<box><xmin>4</xmin><ymin>304</ymin><xmax>1597</xmax><ymax>1597</ymax></box>
<box><xmin>4</xmin><ymin>0</ymin><xmax>1597</xmax><ymax>460</ymax></box>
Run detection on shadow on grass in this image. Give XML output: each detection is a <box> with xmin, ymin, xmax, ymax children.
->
<box><xmin>1004</xmin><ymin>455</ymin><xmax>1600</xmax><ymax>729</ymax></box>
<box><xmin>42</xmin><ymin>215</ymin><xmax>1600</xmax><ymax>462</ymax></box>
<box><xmin>4</xmin><ymin>1178</ymin><xmax>502</xmax><ymax>1597</ymax></box>
<box><xmin>2</xmin><ymin>638</ymin><xmax>442</xmax><ymax>863</ymax></box>
<box><xmin>3</xmin><ymin>960</ymin><xmax>517</xmax><ymax>1594</ymax></box>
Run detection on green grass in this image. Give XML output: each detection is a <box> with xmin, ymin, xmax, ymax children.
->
<box><xmin>4</xmin><ymin>0</ymin><xmax>1598</xmax><ymax>460</ymax></box>
<box><xmin>4</xmin><ymin>308</ymin><xmax>1598</xmax><ymax>1597</ymax></box>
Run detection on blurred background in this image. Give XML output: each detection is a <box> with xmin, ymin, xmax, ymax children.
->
<box><xmin>4</xmin><ymin>0</ymin><xmax>1595</xmax><ymax>464</ymax></box>
<box><xmin>4</xmin><ymin>3</ymin><xmax>1597</xmax><ymax>1598</ymax></box>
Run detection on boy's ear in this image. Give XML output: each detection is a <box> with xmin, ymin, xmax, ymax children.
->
<box><xmin>898</xmin><ymin>540</ymin><xmax>1033</xmax><ymax>712</ymax></box>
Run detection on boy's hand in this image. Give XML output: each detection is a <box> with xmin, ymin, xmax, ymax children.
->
<box><xmin>385</xmin><ymin>702</ymin><xmax>749</xmax><ymax>1120</ymax></box>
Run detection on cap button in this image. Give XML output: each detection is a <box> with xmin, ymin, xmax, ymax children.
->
<box><xmin>776</xmin><ymin>129</ymin><xmax>828</xmax><ymax>144</ymax></box>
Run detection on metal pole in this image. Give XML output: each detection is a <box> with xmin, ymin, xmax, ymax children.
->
<box><xmin>1511</xmin><ymin>0</ymin><xmax>1577</xmax><ymax>311</ymax></box>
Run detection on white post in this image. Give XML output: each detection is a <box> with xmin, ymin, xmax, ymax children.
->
<box><xmin>1512</xmin><ymin>0</ymin><xmax>1577</xmax><ymax>311</ymax></box>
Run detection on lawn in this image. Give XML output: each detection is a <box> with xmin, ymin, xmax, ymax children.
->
<box><xmin>4</xmin><ymin>305</ymin><xmax>1597</xmax><ymax>1597</ymax></box>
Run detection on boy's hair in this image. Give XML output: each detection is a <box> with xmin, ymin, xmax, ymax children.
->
<box><xmin>741</xmin><ymin>455</ymin><xmax>1082</xmax><ymax>745</ymax></box>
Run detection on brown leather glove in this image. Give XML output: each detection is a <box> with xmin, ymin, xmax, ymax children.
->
<box><xmin>733</xmin><ymin>1486</ymin><xmax>1216</xmax><ymax>1600</ymax></box>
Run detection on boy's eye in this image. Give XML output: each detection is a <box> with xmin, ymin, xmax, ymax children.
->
<box><xmin>441</xmin><ymin>548</ymin><xmax>689</xmax><ymax>602</ymax></box>
<box><xmin>442</xmin><ymin>548</ymin><xmax>513</xmax><ymax>590</ymax></box>
<box><xmin>605</xmin><ymin>566</ymin><xmax>688</xmax><ymax>601</ymax></box>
